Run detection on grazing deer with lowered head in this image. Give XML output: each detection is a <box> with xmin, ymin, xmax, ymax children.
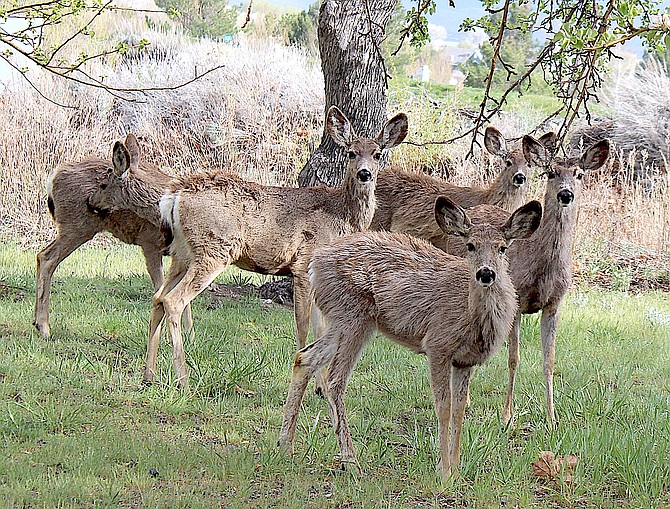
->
<box><xmin>88</xmin><ymin>106</ymin><xmax>408</xmax><ymax>388</ymax></box>
<box><xmin>371</xmin><ymin>129</ymin><xmax>555</xmax><ymax>249</ymax></box>
<box><xmin>278</xmin><ymin>196</ymin><xmax>543</xmax><ymax>481</ymax></box>
<box><xmin>33</xmin><ymin>135</ymin><xmax>191</xmax><ymax>337</ymax></box>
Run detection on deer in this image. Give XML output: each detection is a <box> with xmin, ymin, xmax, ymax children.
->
<box><xmin>501</xmin><ymin>139</ymin><xmax>610</xmax><ymax>427</ymax></box>
<box><xmin>33</xmin><ymin>135</ymin><xmax>193</xmax><ymax>338</ymax></box>
<box><xmin>278</xmin><ymin>196</ymin><xmax>543</xmax><ymax>482</ymax></box>
<box><xmin>440</xmin><ymin>139</ymin><xmax>611</xmax><ymax>427</ymax></box>
<box><xmin>86</xmin><ymin>106</ymin><xmax>408</xmax><ymax>389</ymax></box>
<box><xmin>371</xmin><ymin>129</ymin><xmax>557</xmax><ymax>250</ymax></box>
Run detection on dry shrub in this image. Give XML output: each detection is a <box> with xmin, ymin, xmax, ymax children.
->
<box><xmin>0</xmin><ymin>19</ymin><xmax>323</xmax><ymax>245</ymax></box>
<box><xmin>0</xmin><ymin>10</ymin><xmax>666</xmax><ymax>276</ymax></box>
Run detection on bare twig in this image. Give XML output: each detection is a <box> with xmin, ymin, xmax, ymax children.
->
<box><xmin>241</xmin><ymin>0</ymin><xmax>253</xmax><ymax>29</ymax></box>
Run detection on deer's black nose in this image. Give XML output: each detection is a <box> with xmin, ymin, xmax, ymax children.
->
<box><xmin>512</xmin><ymin>172</ymin><xmax>526</xmax><ymax>186</ymax></box>
<box><xmin>357</xmin><ymin>169</ymin><xmax>373</xmax><ymax>182</ymax></box>
<box><xmin>557</xmin><ymin>189</ymin><xmax>574</xmax><ymax>205</ymax></box>
<box><xmin>476</xmin><ymin>267</ymin><xmax>496</xmax><ymax>286</ymax></box>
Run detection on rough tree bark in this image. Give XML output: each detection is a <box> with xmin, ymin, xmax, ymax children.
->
<box><xmin>298</xmin><ymin>0</ymin><xmax>397</xmax><ymax>188</ymax></box>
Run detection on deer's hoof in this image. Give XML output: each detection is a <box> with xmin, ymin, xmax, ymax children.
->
<box><xmin>33</xmin><ymin>321</ymin><xmax>50</xmax><ymax>338</ymax></box>
<box><xmin>333</xmin><ymin>455</ymin><xmax>362</xmax><ymax>476</ymax></box>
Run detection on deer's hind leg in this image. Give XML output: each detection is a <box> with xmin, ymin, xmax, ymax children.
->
<box><xmin>325</xmin><ymin>318</ymin><xmax>375</xmax><ymax>473</ymax></box>
<box><xmin>160</xmin><ymin>254</ymin><xmax>233</xmax><ymax>389</ymax></box>
<box><xmin>145</xmin><ymin>255</ymin><xmax>188</xmax><ymax>384</ymax></box>
<box><xmin>278</xmin><ymin>332</ymin><xmax>338</xmax><ymax>456</ymax></box>
<box><xmin>34</xmin><ymin>228</ymin><xmax>97</xmax><ymax>337</ymax></box>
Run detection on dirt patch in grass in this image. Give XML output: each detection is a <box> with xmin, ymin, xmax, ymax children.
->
<box><xmin>206</xmin><ymin>279</ymin><xmax>294</xmax><ymax>309</ymax></box>
<box><xmin>0</xmin><ymin>280</ymin><xmax>27</xmax><ymax>302</ymax></box>
<box><xmin>574</xmin><ymin>250</ymin><xmax>670</xmax><ymax>292</ymax></box>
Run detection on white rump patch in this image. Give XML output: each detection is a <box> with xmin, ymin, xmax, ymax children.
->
<box><xmin>159</xmin><ymin>190</ymin><xmax>180</xmax><ymax>228</ymax></box>
<box><xmin>45</xmin><ymin>171</ymin><xmax>55</xmax><ymax>198</ymax></box>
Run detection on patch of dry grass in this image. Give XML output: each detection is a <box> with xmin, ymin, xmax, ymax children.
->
<box><xmin>0</xmin><ymin>9</ymin><xmax>667</xmax><ymax>273</ymax></box>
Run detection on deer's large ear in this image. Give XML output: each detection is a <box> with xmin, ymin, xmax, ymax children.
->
<box><xmin>538</xmin><ymin>131</ymin><xmax>558</xmax><ymax>153</ymax></box>
<box><xmin>435</xmin><ymin>196</ymin><xmax>472</xmax><ymax>237</ymax></box>
<box><xmin>326</xmin><ymin>106</ymin><xmax>355</xmax><ymax>148</ymax></box>
<box><xmin>124</xmin><ymin>133</ymin><xmax>140</xmax><ymax>170</ymax></box>
<box><xmin>581</xmin><ymin>140</ymin><xmax>609</xmax><ymax>172</ymax></box>
<box><xmin>484</xmin><ymin>126</ymin><xmax>506</xmax><ymax>156</ymax></box>
<box><xmin>112</xmin><ymin>141</ymin><xmax>131</xmax><ymax>177</ymax></box>
<box><xmin>523</xmin><ymin>135</ymin><xmax>550</xmax><ymax>167</ymax></box>
<box><xmin>502</xmin><ymin>200</ymin><xmax>542</xmax><ymax>241</ymax></box>
<box><xmin>376</xmin><ymin>112</ymin><xmax>408</xmax><ymax>150</ymax></box>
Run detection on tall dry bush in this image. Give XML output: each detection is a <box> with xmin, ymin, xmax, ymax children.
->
<box><xmin>1</xmin><ymin>8</ymin><xmax>667</xmax><ymax>272</ymax></box>
<box><xmin>0</xmin><ymin>18</ymin><xmax>323</xmax><ymax>245</ymax></box>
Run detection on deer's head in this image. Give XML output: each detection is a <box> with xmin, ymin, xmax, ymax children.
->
<box><xmin>485</xmin><ymin>127</ymin><xmax>558</xmax><ymax>190</ymax></box>
<box><xmin>87</xmin><ymin>134</ymin><xmax>142</xmax><ymax>215</ymax></box>
<box><xmin>536</xmin><ymin>140</ymin><xmax>610</xmax><ymax>210</ymax></box>
<box><xmin>326</xmin><ymin>106</ymin><xmax>408</xmax><ymax>186</ymax></box>
<box><xmin>435</xmin><ymin>196</ymin><xmax>542</xmax><ymax>288</ymax></box>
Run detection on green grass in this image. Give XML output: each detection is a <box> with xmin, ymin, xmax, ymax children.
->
<box><xmin>0</xmin><ymin>241</ymin><xmax>669</xmax><ymax>508</ymax></box>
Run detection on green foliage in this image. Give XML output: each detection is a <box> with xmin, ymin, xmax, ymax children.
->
<box><xmin>273</xmin><ymin>3</ymin><xmax>319</xmax><ymax>54</ymax></box>
<box><xmin>459</xmin><ymin>0</ymin><xmax>670</xmax><ymax>134</ymax></box>
<box><xmin>156</xmin><ymin>0</ymin><xmax>239</xmax><ymax>39</ymax></box>
<box><xmin>403</xmin><ymin>0</ymin><xmax>437</xmax><ymax>48</ymax></box>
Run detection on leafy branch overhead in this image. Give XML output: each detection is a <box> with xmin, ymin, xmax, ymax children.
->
<box><xmin>400</xmin><ymin>0</ymin><xmax>670</xmax><ymax>153</ymax></box>
<box><xmin>0</xmin><ymin>0</ymin><xmax>225</xmax><ymax>105</ymax></box>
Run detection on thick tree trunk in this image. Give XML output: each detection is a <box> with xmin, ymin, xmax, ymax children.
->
<box><xmin>298</xmin><ymin>0</ymin><xmax>396</xmax><ymax>188</ymax></box>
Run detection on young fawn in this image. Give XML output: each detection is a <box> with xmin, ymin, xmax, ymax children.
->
<box><xmin>89</xmin><ymin>106</ymin><xmax>408</xmax><ymax>388</ymax></box>
<box><xmin>278</xmin><ymin>196</ymin><xmax>542</xmax><ymax>481</ymax></box>
<box><xmin>34</xmin><ymin>135</ymin><xmax>184</xmax><ymax>338</ymax></box>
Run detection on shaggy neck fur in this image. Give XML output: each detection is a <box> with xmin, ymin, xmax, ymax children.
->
<box><xmin>467</xmin><ymin>265</ymin><xmax>517</xmax><ymax>362</ymax></box>
<box><xmin>122</xmin><ymin>171</ymin><xmax>166</xmax><ymax>226</ymax></box>
<box><xmin>539</xmin><ymin>190</ymin><xmax>578</xmax><ymax>269</ymax></box>
<box><xmin>341</xmin><ymin>174</ymin><xmax>376</xmax><ymax>232</ymax></box>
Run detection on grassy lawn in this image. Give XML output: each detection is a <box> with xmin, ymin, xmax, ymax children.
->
<box><xmin>0</xmin><ymin>241</ymin><xmax>669</xmax><ymax>508</ymax></box>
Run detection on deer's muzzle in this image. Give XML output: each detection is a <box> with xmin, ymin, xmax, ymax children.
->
<box><xmin>356</xmin><ymin>169</ymin><xmax>373</xmax><ymax>182</ymax></box>
<box><xmin>557</xmin><ymin>189</ymin><xmax>574</xmax><ymax>206</ymax></box>
<box><xmin>476</xmin><ymin>267</ymin><xmax>496</xmax><ymax>286</ymax></box>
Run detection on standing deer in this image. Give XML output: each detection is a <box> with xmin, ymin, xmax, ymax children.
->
<box><xmin>88</xmin><ymin>106</ymin><xmax>408</xmax><ymax>388</ymax></box>
<box><xmin>440</xmin><ymin>140</ymin><xmax>610</xmax><ymax>427</ymax></box>
<box><xmin>33</xmin><ymin>135</ymin><xmax>191</xmax><ymax>337</ymax></box>
<box><xmin>278</xmin><ymin>196</ymin><xmax>543</xmax><ymax>481</ymax></box>
<box><xmin>501</xmin><ymin>140</ymin><xmax>610</xmax><ymax>427</ymax></box>
<box><xmin>371</xmin><ymin>129</ymin><xmax>556</xmax><ymax>249</ymax></box>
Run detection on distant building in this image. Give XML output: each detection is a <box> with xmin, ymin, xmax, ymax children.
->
<box><xmin>445</xmin><ymin>47</ymin><xmax>483</xmax><ymax>85</ymax></box>
<box><xmin>415</xmin><ymin>64</ymin><xmax>430</xmax><ymax>82</ymax></box>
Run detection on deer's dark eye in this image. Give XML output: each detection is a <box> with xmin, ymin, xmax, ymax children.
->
<box><xmin>547</xmin><ymin>171</ymin><xmax>556</xmax><ymax>179</ymax></box>
<box><xmin>100</xmin><ymin>183</ymin><xmax>108</xmax><ymax>190</ymax></box>
<box><xmin>575</xmin><ymin>172</ymin><xmax>584</xmax><ymax>180</ymax></box>
<box><xmin>373</xmin><ymin>152</ymin><xmax>382</xmax><ymax>161</ymax></box>
<box><xmin>505</xmin><ymin>160</ymin><xmax>513</xmax><ymax>168</ymax></box>
<box><xmin>466</xmin><ymin>243</ymin><xmax>475</xmax><ymax>252</ymax></box>
<box><xmin>499</xmin><ymin>246</ymin><xmax>507</xmax><ymax>254</ymax></box>
<box><xmin>348</xmin><ymin>151</ymin><xmax>356</xmax><ymax>160</ymax></box>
